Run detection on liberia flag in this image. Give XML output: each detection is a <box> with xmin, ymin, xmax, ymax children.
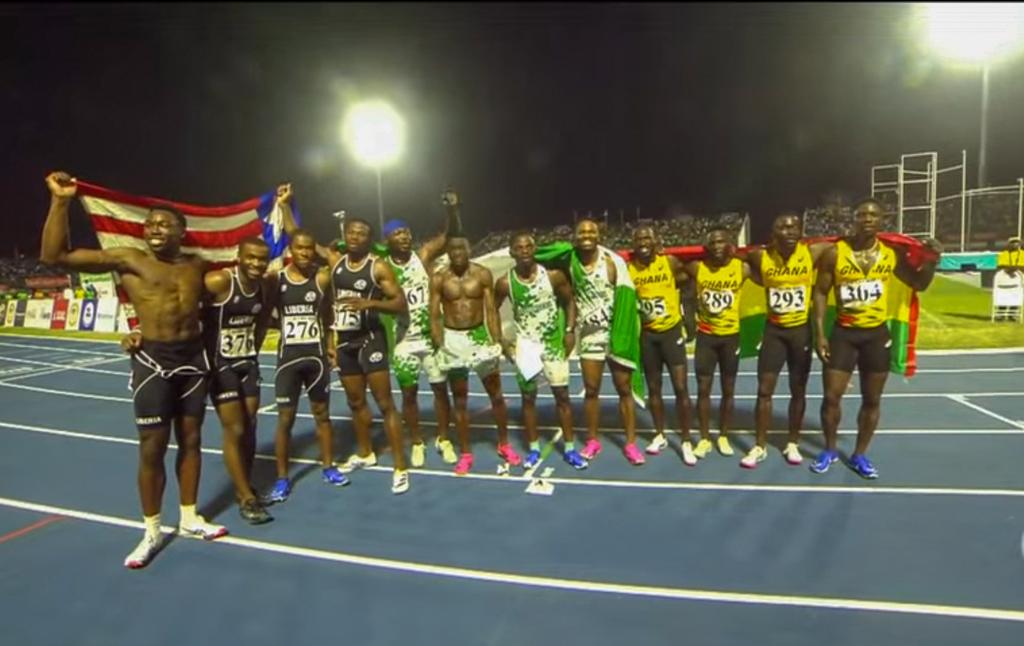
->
<box><xmin>75</xmin><ymin>180</ymin><xmax>299</xmax><ymax>268</ymax></box>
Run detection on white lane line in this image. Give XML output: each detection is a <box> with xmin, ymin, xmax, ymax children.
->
<box><xmin>1</xmin><ymin>495</ymin><xmax>1023</xmax><ymax>623</ymax></box>
<box><xmin>0</xmin><ymin>379</ymin><xmax>1021</xmax><ymax>435</ymax></box>
<box><xmin>947</xmin><ymin>395</ymin><xmax>1024</xmax><ymax>431</ymax></box>
<box><xmin>4</xmin><ymin>419</ymin><xmax>1024</xmax><ymax>497</ymax></box>
<box><xmin>0</xmin><ymin>380</ymin><xmax>1021</xmax><ymax>436</ymax></box>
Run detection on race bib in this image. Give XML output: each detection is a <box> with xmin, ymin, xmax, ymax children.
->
<box><xmin>333</xmin><ymin>289</ymin><xmax>363</xmax><ymax>331</ymax></box>
<box><xmin>219</xmin><ymin>327</ymin><xmax>256</xmax><ymax>358</ymax></box>
<box><xmin>405</xmin><ymin>284</ymin><xmax>427</xmax><ymax>308</ymax></box>
<box><xmin>638</xmin><ymin>296</ymin><xmax>667</xmax><ymax>322</ymax></box>
<box><xmin>580</xmin><ymin>307</ymin><xmax>611</xmax><ymax>328</ymax></box>
<box><xmin>283</xmin><ymin>315</ymin><xmax>321</xmax><ymax>345</ymax></box>
<box><xmin>701</xmin><ymin>289</ymin><xmax>734</xmax><ymax>315</ymax></box>
<box><xmin>767</xmin><ymin>286</ymin><xmax>807</xmax><ymax>314</ymax></box>
<box><xmin>839</xmin><ymin>280</ymin><xmax>883</xmax><ymax>308</ymax></box>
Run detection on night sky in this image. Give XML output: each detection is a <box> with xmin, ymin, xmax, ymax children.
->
<box><xmin>5</xmin><ymin>2</ymin><xmax>1024</xmax><ymax>253</ymax></box>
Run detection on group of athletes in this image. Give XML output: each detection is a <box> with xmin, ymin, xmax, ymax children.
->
<box><xmin>38</xmin><ymin>171</ymin><xmax>940</xmax><ymax>569</ymax></box>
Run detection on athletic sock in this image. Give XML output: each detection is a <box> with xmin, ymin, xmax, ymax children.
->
<box><xmin>564</xmin><ymin>440</ymin><xmax>575</xmax><ymax>451</ymax></box>
<box><xmin>179</xmin><ymin>504</ymin><xmax>198</xmax><ymax>527</ymax></box>
<box><xmin>529</xmin><ymin>441</ymin><xmax>541</xmax><ymax>451</ymax></box>
<box><xmin>144</xmin><ymin>514</ymin><xmax>161</xmax><ymax>540</ymax></box>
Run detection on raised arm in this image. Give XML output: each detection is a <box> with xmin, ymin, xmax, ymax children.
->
<box><xmin>894</xmin><ymin>239</ymin><xmax>942</xmax><ymax>292</ymax></box>
<box><xmin>418</xmin><ymin>188</ymin><xmax>465</xmax><ymax>265</ymax></box>
<box><xmin>275</xmin><ymin>182</ymin><xmax>336</xmax><ymax>262</ymax></box>
<box><xmin>549</xmin><ymin>268</ymin><xmax>577</xmax><ymax>357</ymax></box>
<box><xmin>812</xmin><ymin>245</ymin><xmax>837</xmax><ymax>364</ymax></box>
<box><xmin>40</xmin><ymin>171</ymin><xmax>139</xmax><ymax>272</ymax></box>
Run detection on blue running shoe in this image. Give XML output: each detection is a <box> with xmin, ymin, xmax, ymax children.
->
<box><xmin>564</xmin><ymin>449</ymin><xmax>589</xmax><ymax>470</ymax></box>
<box><xmin>809</xmin><ymin>450</ymin><xmax>839</xmax><ymax>474</ymax></box>
<box><xmin>523</xmin><ymin>450</ymin><xmax>542</xmax><ymax>470</ymax></box>
<box><xmin>322</xmin><ymin>466</ymin><xmax>350</xmax><ymax>486</ymax></box>
<box><xmin>848</xmin><ymin>454</ymin><xmax>879</xmax><ymax>479</ymax></box>
<box><xmin>265</xmin><ymin>478</ymin><xmax>292</xmax><ymax>504</ymax></box>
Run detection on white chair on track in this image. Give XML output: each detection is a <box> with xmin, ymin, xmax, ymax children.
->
<box><xmin>991</xmin><ymin>270</ymin><xmax>1024</xmax><ymax>323</ymax></box>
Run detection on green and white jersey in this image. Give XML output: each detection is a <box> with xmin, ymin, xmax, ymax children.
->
<box><xmin>574</xmin><ymin>251</ymin><xmax>614</xmax><ymax>332</ymax></box>
<box><xmin>509</xmin><ymin>265</ymin><xmax>563</xmax><ymax>359</ymax></box>
<box><xmin>387</xmin><ymin>252</ymin><xmax>431</xmax><ymax>345</ymax></box>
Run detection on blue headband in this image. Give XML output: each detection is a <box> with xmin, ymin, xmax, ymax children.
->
<box><xmin>383</xmin><ymin>219</ymin><xmax>410</xmax><ymax>238</ymax></box>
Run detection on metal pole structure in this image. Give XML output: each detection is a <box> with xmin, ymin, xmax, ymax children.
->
<box><xmin>960</xmin><ymin>149</ymin><xmax>967</xmax><ymax>252</ymax></box>
<box><xmin>1018</xmin><ymin>177</ymin><xmax>1023</xmax><ymax>240</ymax></box>
<box><xmin>928</xmin><ymin>159</ymin><xmax>936</xmax><ymax>238</ymax></box>
<box><xmin>978</xmin><ymin>65</ymin><xmax>990</xmax><ymax>189</ymax></box>
<box><xmin>375</xmin><ymin>165</ymin><xmax>384</xmax><ymax>235</ymax></box>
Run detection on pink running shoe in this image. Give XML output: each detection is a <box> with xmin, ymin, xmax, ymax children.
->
<box><xmin>623</xmin><ymin>443</ymin><xmax>646</xmax><ymax>465</ymax></box>
<box><xmin>496</xmin><ymin>443</ymin><xmax>522</xmax><ymax>466</ymax></box>
<box><xmin>454</xmin><ymin>453</ymin><xmax>474</xmax><ymax>476</ymax></box>
<box><xmin>580</xmin><ymin>438</ymin><xmax>603</xmax><ymax>460</ymax></box>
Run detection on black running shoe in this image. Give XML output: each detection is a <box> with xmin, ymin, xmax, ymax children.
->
<box><xmin>239</xmin><ymin>499</ymin><xmax>273</xmax><ymax>525</ymax></box>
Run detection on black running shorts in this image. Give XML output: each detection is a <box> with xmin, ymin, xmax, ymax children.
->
<box><xmin>336</xmin><ymin>331</ymin><xmax>390</xmax><ymax>377</ymax></box>
<box><xmin>274</xmin><ymin>354</ymin><xmax>330</xmax><ymax>408</ymax></box>
<box><xmin>827</xmin><ymin>324</ymin><xmax>891</xmax><ymax>374</ymax></box>
<box><xmin>209</xmin><ymin>359</ymin><xmax>261</xmax><ymax>405</ymax></box>
<box><xmin>640</xmin><ymin>321</ymin><xmax>689</xmax><ymax>377</ymax></box>
<box><xmin>757</xmin><ymin>321</ymin><xmax>812</xmax><ymax>379</ymax></box>
<box><xmin>694</xmin><ymin>331</ymin><xmax>740</xmax><ymax>378</ymax></box>
<box><xmin>129</xmin><ymin>338</ymin><xmax>210</xmax><ymax>429</ymax></box>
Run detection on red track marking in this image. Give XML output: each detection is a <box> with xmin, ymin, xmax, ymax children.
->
<box><xmin>0</xmin><ymin>515</ymin><xmax>63</xmax><ymax>545</ymax></box>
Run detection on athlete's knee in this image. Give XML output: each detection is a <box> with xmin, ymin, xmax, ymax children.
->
<box><xmin>647</xmin><ymin>390</ymin><xmax>663</xmax><ymax>408</ymax></box>
<box><xmin>521</xmin><ymin>391</ymin><xmax>538</xmax><ymax>407</ymax></box>
<box><xmin>137</xmin><ymin>433</ymin><xmax>167</xmax><ymax>465</ymax></box>
<box><xmin>860</xmin><ymin>391</ymin><xmax>883</xmax><ymax>409</ymax></box>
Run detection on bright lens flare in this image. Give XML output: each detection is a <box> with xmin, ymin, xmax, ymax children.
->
<box><xmin>921</xmin><ymin>3</ymin><xmax>1024</xmax><ymax>65</ymax></box>
<box><xmin>341</xmin><ymin>101</ymin><xmax>405</xmax><ymax>168</ymax></box>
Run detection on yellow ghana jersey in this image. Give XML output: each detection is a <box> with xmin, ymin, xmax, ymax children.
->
<box><xmin>695</xmin><ymin>257</ymin><xmax>745</xmax><ymax>336</ymax></box>
<box><xmin>833</xmin><ymin>239</ymin><xmax>897</xmax><ymax>329</ymax></box>
<box><xmin>628</xmin><ymin>254</ymin><xmax>682</xmax><ymax>332</ymax></box>
<box><xmin>996</xmin><ymin>248</ymin><xmax>1024</xmax><ymax>270</ymax></box>
<box><xmin>761</xmin><ymin>242</ymin><xmax>815</xmax><ymax>328</ymax></box>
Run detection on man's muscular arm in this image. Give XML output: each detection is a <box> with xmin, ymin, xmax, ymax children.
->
<box><xmin>429</xmin><ymin>272</ymin><xmax>445</xmax><ymax>349</ymax></box>
<box><xmin>812</xmin><ymin>246</ymin><xmax>837</xmax><ymax>364</ymax></box>
<box><xmin>549</xmin><ymin>269</ymin><xmax>577</xmax><ymax>357</ymax></box>
<box><xmin>480</xmin><ymin>266</ymin><xmax>502</xmax><ymax>345</ymax></box>
<box><xmin>337</xmin><ymin>261</ymin><xmax>407</xmax><ymax>315</ymax></box>
<box><xmin>494</xmin><ymin>276</ymin><xmax>514</xmax><ymax>359</ymax></box>
<box><xmin>40</xmin><ymin>171</ymin><xmax>142</xmax><ymax>273</ymax></box>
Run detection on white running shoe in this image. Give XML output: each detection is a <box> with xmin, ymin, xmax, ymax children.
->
<box><xmin>783</xmin><ymin>442</ymin><xmax>803</xmax><ymax>465</ymax></box>
<box><xmin>124</xmin><ymin>532</ymin><xmax>163</xmax><ymax>569</ymax></box>
<box><xmin>178</xmin><ymin>516</ymin><xmax>228</xmax><ymax>541</ymax></box>
<box><xmin>392</xmin><ymin>469</ymin><xmax>410</xmax><ymax>495</ymax></box>
<box><xmin>646</xmin><ymin>433</ymin><xmax>669</xmax><ymax>455</ymax></box>
<box><xmin>410</xmin><ymin>443</ymin><xmax>426</xmax><ymax>468</ymax></box>
<box><xmin>740</xmin><ymin>445</ymin><xmax>768</xmax><ymax>469</ymax></box>
<box><xmin>681</xmin><ymin>441</ymin><xmax>697</xmax><ymax>466</ymax></box>
<box><xmin>338</xmin><ymin>451</ymin><xmax>378</xmax><ymax>474</ymax></box>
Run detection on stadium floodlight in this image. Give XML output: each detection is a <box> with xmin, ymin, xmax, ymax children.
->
<box><xmin>341</xmin><ymin>100</ymin><xmax>406</xmax><ymax>233</ymax></box>
<box><xmin>917</xmin><ymin>3</ymin><xmax>1024</xmax><ymax>187</ymax></box>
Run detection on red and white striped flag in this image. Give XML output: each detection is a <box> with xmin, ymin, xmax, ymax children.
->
<box><xmin>75</xmin><ymin>180</ymin><xmax>298</xmax><ymax>268</ymax></box>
